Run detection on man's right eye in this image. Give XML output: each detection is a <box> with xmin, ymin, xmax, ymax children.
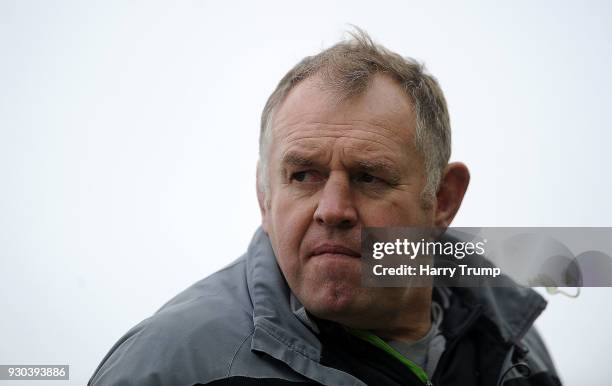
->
<box><xmin>292</xmin><ymin>171</ymin><xmax>308</xmax><ymax>182</ymax></box>
<box><xmin>290</xmin><ymin>171</ymin><xmax>322</xmax><ymax>183</ymax></box>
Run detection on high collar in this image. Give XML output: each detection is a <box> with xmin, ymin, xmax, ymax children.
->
<box><xmin>450</xmin><ymin>284</ymin><xmax>547</xmax><ymax>344</ymax></box>
<box><xmin>435</xmin><ymin>231</ymin><xmax>548</xmax><ymax>345</ymax></box>
<box><xmin>246</xmin><ymin>226</ymin><xmax>322</xmax><ymax>359</ymax></box>
<box><xmin>245</xmin><ymin>227</ymin><xmax>366</xmax><ymax>385</ymax></box>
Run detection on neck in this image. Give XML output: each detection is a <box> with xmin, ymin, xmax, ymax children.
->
<box><xmin>375</xmin><ymin>287</ymin><xmax>432</xmax><ymax>341</ymax></box>
<box><xmin>372</xmin><ymin>301</ymin><xmax>432</xmax><ymax>341</ymax></box>
<box><xmin>331</xmin><ymin>287</ymin><xmax>434</xmax><ymax>342</ymax></box>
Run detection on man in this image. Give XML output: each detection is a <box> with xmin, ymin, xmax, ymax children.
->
<box><xmin>89</xmin><ymin>30</ymin><xmax>561</xmax><ymax>385</ymax></box>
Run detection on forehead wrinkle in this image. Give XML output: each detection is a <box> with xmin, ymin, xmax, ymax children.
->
<box><xmin>325</xmin><ymin>119</ymin><xmax>408</xmax><ymax>137</ymax></box>
<box><xmin>275</xmin><ymin>118</ymin><xmax>408</xmax><ymax>143</ymax></box>
<box><xmin>339</xmin><ymin>145</ymin><xmax>404</xmax><ymax>168</ymax></box>
<box><xmin>281</xmin><ymin>135</ymin><xmax>399</xmax><ymax>163</ymax></box>
<box><xmin>278</xmin><ymin>125</ymin><xmax>408</xmax><ymax>156</ymax></box>
<box><xmin>294</xmin><ymin>118</ymin><xmax>405</xmax><ymax>138</ymax></box>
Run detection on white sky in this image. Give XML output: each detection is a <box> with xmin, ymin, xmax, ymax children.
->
<box><xmin>1</xmin><ymin>1</ymin><xmax>611</xmax><ymax>385</ymax></box>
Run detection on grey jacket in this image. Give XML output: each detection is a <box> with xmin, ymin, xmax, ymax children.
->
<box><xmin>89</xmin><ymin>227</ymin><xmax>560</xmax><ymax>386</ymax></box>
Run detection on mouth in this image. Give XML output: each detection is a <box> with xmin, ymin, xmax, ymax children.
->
<box><xmin>309</xmin><ymin>244</ymin><xmax>361</xmax><ymax>259</ymax></box>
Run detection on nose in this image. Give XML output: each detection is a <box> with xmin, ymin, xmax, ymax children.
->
<box><xmin>314</xmin><ymin>172</ymin><xmax>358</xmax><ymax>229</ymax></box>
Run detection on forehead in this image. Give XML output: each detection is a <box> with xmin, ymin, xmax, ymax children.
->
<box><xmin>269</xmin><ymin>74</ymin><xmax>418</xmax><ymax>162</ymax></box>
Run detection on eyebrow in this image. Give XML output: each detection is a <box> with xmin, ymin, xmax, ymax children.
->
<box><xmin>281</xmin><ymin>151</ymin><xmax>402</xmax><ymax>184</ymax></box>
<box><xmin>281</xmin><ymin>151</ymin><xmax>316</xmax><ymax>167</ymax></box>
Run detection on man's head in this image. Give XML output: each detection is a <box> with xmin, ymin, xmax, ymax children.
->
<box><xmin>256</xmin><ymin>29</ymin><xmax>469</xmax><ymax>333</ymax></box>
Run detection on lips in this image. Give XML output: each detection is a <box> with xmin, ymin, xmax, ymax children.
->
<box><xmin>309</xmin><ymin>243</ymin><xmax>361</xmax><ymax>258</ymax></box>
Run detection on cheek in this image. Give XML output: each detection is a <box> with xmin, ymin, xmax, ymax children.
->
<box><xmin>357</xmin><ymin>194</ymin><xmax>432</xmax><ymax>227</ymax></box>
<box><xmin>271</xmin><ymin>193</ymin><xmax>315</xmax><ymax>238</ymax></box>
<box><xmin>268</xmin><ymin>192</ymin><xmax>317</xmax><ymax>274</ymax></box>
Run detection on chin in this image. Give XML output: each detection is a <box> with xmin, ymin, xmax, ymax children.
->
<box><xmin>303</xmin><ymin>284</ymin><xmax>365</xmax><ymax>322</ymax></box>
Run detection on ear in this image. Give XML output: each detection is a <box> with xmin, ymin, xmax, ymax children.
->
<box><xmin>434</xmin><ymin>162</ymin><xmax>470</xmax><ymax>229</ymax></box>
<box><xmin>256</xmin><ymin>161</ymin><xmax>270</xmax><ymax>233</ymax></box>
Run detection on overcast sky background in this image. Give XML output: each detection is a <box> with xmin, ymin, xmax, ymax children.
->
<box><xmin>1</xmin><ymin>1</ymin><xmax>611</xmax><ymax>385</ymax></box>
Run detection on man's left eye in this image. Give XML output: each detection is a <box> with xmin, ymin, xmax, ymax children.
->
<box><xmin>354</xmin><ymin>173</ymin><xmax>380</xmax><ymax>184</ymax></box>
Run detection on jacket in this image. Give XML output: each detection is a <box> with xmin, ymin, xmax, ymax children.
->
<box><xmin>89</xmin><ymin>227</ymin><xmax>561</xmax><ymax>386</ymax></box>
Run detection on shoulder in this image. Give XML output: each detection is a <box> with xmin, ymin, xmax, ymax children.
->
<box><xmin>89</xmin><ymin>257</ymin><xmax>255</xmax><ymax>386</ymax></box>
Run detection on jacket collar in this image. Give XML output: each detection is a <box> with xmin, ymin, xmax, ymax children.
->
<box><xmin>246</xmin><ymin>227</ymin><xmax>366</xmax><ymax>385</ymax></box>
<box><xmin>246</xmin><ymin>227</ymin><xmax>321</xmax><ymax>359</ymax></box>
<box><xmin>434</xmin><ymin>231</ymin><xmax>548</xmax><ymax>344</ymax></box>
<box><xmin>451</xmin><ymin>284</ymin><xmax>546</xmax><ymax>344</ymax></box>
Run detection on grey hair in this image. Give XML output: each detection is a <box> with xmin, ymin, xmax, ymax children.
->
<box><xmin>258</xmin><ymin>28</ymin><xmax>451</xmax><ymax>207</ymax></box>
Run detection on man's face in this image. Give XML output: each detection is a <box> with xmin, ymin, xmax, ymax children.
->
<box><xmin>260</xmin><ymin>74</ymin><xmax>435</xmax><ymax>326</ymax></box>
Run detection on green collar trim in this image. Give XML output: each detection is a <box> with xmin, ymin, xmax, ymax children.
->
<box><xmin>346</xmin><ymin>328</ymin><xmax>431</xmax><ymax>385</ymax></box>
